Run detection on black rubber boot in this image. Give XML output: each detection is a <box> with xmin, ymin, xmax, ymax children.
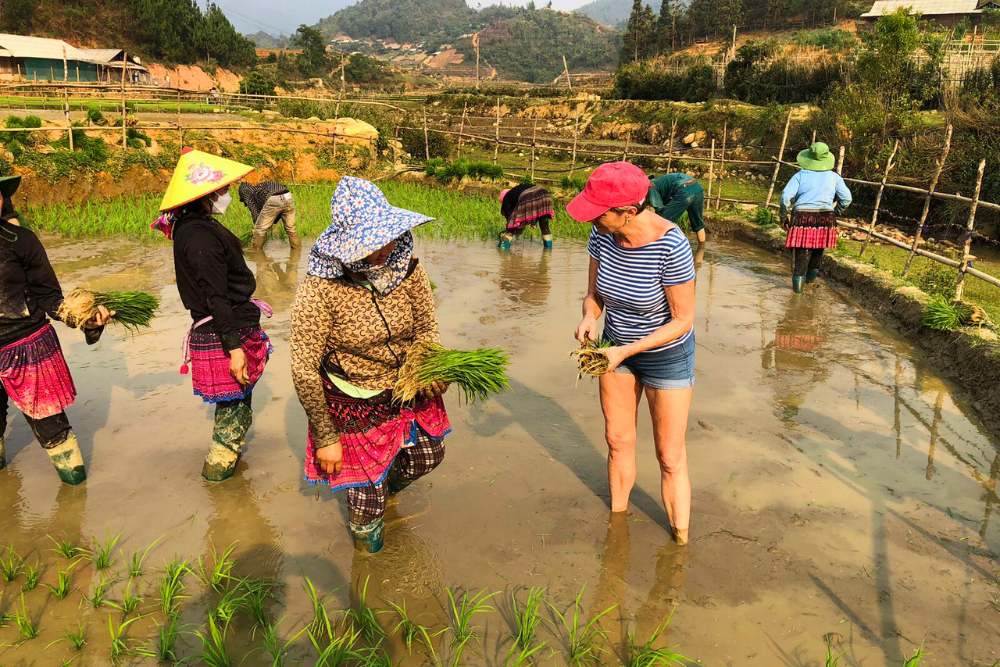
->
<box><xmin>350</xmin><ymin>518</ymin><xmax>384</xmax><ymax>553</ymax></box>
<box><xmin>792</xmin><ymin>275</ymin><xmax>805</xmax><ymax>294</ymax></box>
<box><xmin>805</xmin><ymin>269</ymin><xmax>820</xmax><ymax>284</ymax></box>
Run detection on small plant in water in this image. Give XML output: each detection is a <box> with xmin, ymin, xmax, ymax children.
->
<box><xmin>195</xmin><ymin>613</ymin><xmax>233</xmax><ymax>667</ymax></box>
<box><xmin>388</xmin><ymin>598</ymin><xmax>442</xmax><ymax>660</ymax></box>
<box><xmin>109</xmin><ymin>578</ymin><xmax>143</xmax><ymax>617</ymax></box>
<box><xmin>22</xmin><ymin>560</ymin><xmax>41</xmax><ymax>591</ymax></box>
<box><xmin>14</xmin><ymin>593</ymin><xmax>38</xmax><ymax>641</ymax></box>
<box><xmin>346</xmin><ymin>575</ymin><xmax>386</xmax><ymax>646</ymax></box>
<box><xmin>84</xmin><ymin>575</ymin><xmax>113</xmax><ymax>608</ymax></box>
<box><xmin>261</xmin><ymin>619</ymin><xmax>307</xmax><ymax>667</ymax></box>
<box><xmin>48</xmin><ymin>535</ymin><xmax>83</xmax><ymax>559</ymax></box>
<box><xmin>198</xmin><ymin>542</ymin><xmax>238</xmax><ymax>593</ymax></box>
<box><xmin>159</xmin><ymin>559</ymin><xmax>190</xmax><ymax>617</ymax></box>
<box><xmin>128</xmin><ymin>536</ymin><xmax>162</xmax><ymax>578</ymax></box>
<box><xmin>108</xmin><ymin>613</ymin><xmax>151</xmax><ymax>664</ymax></box>
<box><xmin>46</xmin><ymin>622</ymin><xmax>87</xmax><ymax>651</ymax></box>
<box><xmin>510</xmin><ymin>586</ymin><xmax>545</xmax><ymax>651</ymax></box>
<box><xmin>46</xmin><ymin>560</ymin><xmax>81</xmax><ymax>600</ymax></box>
<box><xmin>506</xmin><ymin>641</ymin><xmax>547</xmax><ymax>667</ymax></box>
<box><xmin>625</xmin><ymin>614</ymin><xmax>689</xmax><ymax>667</ymax></box>
<box><xmin>309</xmin><ymin>625</ymin><xmax>364</xmax><ymax>667</ymax></box>
<box><xmin>902</xmin><ymin>644</ymin><xmax>925</xmax><ymax>667</ymax></box>
<box><xmin>212</xmin><ymin>584</ymin><xmax>249</xmax><ymax>625</ymax></box>
<box><xmin>154</xmin><ymin>613</ymin><xmax>181</xmax><ymax>663</ymax></box>
<box><xmin>0</xmin><ymin>545</ymin><xmax>24</xmax><ymax>582</ymax></box>
<box><xmin>304</xmin><ymin>576</ymin><xmax>334</xmax><ymax>642</ymax></box>
<box><xmin>239</xmin><ymin>577</ymin><xmax>274</xmax><ymax>632</ymax></box>
<box><xmin>446</xmin><ymin>587</ymin><xmax>497</xmax><ymax>666</ymax></box>
<box><xmin>86</xmin><ymin>533</ymin><xmax>122</xmax><ymax>571</ymax></box>
<box><xmin>548</xmin><ymin>587</ymin><xmax>615</xmax><ymax>666</ymax></box>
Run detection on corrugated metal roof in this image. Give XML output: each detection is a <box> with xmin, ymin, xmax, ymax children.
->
<box><xmin>78</xmin><ymin>48</ymin><xmax>123</xmax><ymax>63</ymax></box>
<box><xmin>0</xmin><ymin>33</ymin><xmax>88</xmax><ymax>60</ymax></box>
<box><xmin>862</xmin><ymin>0</ymin><xmax>982</xmax><ymax>16</ymax></box>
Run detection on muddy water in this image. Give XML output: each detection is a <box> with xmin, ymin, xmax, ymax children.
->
<box><xmin>1</xmin><ymin>235</ymin><xmax>998</xmax><ymax>666</ymax></box>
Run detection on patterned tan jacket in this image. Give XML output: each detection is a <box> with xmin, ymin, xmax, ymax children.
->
<box><xmin>290</xmin><ymin>260</ymin><xmax>439</xmax><ymax>448</ymax></box>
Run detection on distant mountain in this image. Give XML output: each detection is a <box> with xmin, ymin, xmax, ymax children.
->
<box><xmin>247</xmin><ymin>31</ymin><xmax>289</xmax><ymax>49</ymax></box>
<box><xmin>576</xmin><ymin>0</ymin><xmax>662</xmax><ymax>27</ymax></box>
<box><xmin>317</xmin><ymin>0</ymin><xmax>477</xmax><ymax>47</ymax></box>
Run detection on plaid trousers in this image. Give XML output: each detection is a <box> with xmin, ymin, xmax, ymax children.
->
<box><xmin>346</xmin><ymin>429</ymin><xmax>445</xmax><ymax>525</ymax></box>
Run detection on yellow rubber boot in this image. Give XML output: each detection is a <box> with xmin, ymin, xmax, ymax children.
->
<box><xmin>46</xmin><ymin>433</ymin><xmax>86</xmax><ymax>485</ymax></box>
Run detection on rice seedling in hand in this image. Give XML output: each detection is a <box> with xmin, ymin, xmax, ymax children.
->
<box><xmin>153</xmin><ymin>613</ymin><xmax>181</xmax><ymax>663</ymax></box>
<box><xmin>198</xmin><ymin>542</ymin><xmax>238</xmax><ymax>593</ymax></box>
<box><xmin>159</xmin><ymin>559</ymin><xmax>190</xmax><ymax>617</ymax></box>
<box><xmin>48</xmin><ymin>535</ymin><xmax>83</xmax><ymax>560</ymax></box>
<box><xmin>46</xmin><ymin>560</ymin><xmax>81</xmax><ymax>600</ymax></box>
<box><xmin>446</xmin><ymin>588</ymin><xmax>497</xmax><ymax>666</ymax></box>
<box><xmin>84</xmin><ymin>575</ymin><xmax>113</xmax><ymax>609</ymax></box>
<box><xmin>624</xmin><ymin>614</ymin><xmax>689</xmax><ymax>667</ymax></box>
<box><xmin>922</xmin><ymin>296</ymin><xmax>961</xmax><ymax>331</ymax></box>
<box><xmin>0</xmin><ymin>545</ymin><xmax>24</xmax><ymax>582</ymax></box>
<box><xmin>21</xmin><ymin>561</ymin><xmax>41</xmax><ymax>592</ymax></box>
<box><xmin>345</xmin><ymin>575</ymin><xmax>386</xmax><ymax>646</ymax></box>
<box><xmin>128</xmin><ymin>536</ymin><xmax>163</xmax><ymax>579</ymax></box>
<box><xmin>85</xmin><ymin>533</ymin><xmax>122</xmax><ymax>571</ymax></box>
<box><xmin>394</xmin><ymin>342</ymin><xmax>510</xmax><ymax>404</ymax></box>
<box><xmin>261</xmin><ymin>619</ymin><xmax>307</xmax><ymax>667</ymax></box>
<box><xmin>14</xmin><ymin>593</ymin><xmax>38</xmax><ymax>641</ymax></box>
<box><xmin>58</xmin><ymin>289</ymin><xmax>159</xmax><ymax>332</ymax></box>
<box><xmin>510</xmin><ymin>587</ymin><xmax>545</xmax><ymax>651</ymax></box>
<box><xmin>571</xmin><ymin>339</ymin><xmax>614</xmax><ymax>379</ymax></box>
<box><xmin>195</xmin><ymin>613</ymin><xmax>233</xmax><ymax>667</ymax></box>
<box><xmin>548</xmin><ymin>588</ymin><xmax>615</xmax><ymax>667</ymax></box>
<box><xmin>388</xmin><ymin>598</ymin><xmax>442</xmax><ymax>661</ymax></box>
<box><xmin>304</xmin><ymin>577</ymin><xmax>334</xmax><ymax>642</ymax></box>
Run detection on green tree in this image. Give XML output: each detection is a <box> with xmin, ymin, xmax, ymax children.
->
<box><xmin>239</xmin><ymin>70</ymin><xmax>276</xmax><ymax>96</ymax></box>
<box><xmin>199</xmin><ymin>2</ymin><xmax>257</xmax><ymax>68</ymax></box>
<box><xmin>133</xmin><ymin>0</ymin><xmax>204</xmax><ymax>63</ymax></box>
<box><xmin>1</xmin><ymin>0</ymin><xmax>39</xmax><ymax>32</ymax></box>
<box><xmin>292</xmin><ymin>24</ymin><xmax>330</xmax><ymax>78</ymax></box>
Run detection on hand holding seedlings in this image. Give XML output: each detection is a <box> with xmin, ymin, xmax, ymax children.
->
<box><xmin>571</xmin><ymin>339</ymin><xmax>616</xmax><ymax>378</ymax></box>
<box><xmin>84</xmin><ymin>305</ymin><xmax>115</xmax><ymax>329</ymax></box>
<box><xmin>575</xmin><ymin>315</ymin><xmax>599</xmax><ymax>345</ymax></box>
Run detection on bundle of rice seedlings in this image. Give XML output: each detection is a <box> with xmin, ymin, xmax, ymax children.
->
<box><xmin>58</xmin><ymin>289</ymin><xmax>159</xmax><ymax>332</ymax></box>
<box><xmin>393</xmin><ymin>341</ymin><xmax>509</xmax><ymax>403</ymax></box>
<box><xmin>571</xmin><ymin>339</ymin><xmax>614</xmax><ymax>378</ymax></box>
<box><xmin>921</xmin><ymin>296</ymin><xmax>961</xmax><ymax>332</ymax></box>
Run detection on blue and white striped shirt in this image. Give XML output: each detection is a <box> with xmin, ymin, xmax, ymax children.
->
<box><xmin>588</xmin><ymin>226</ymin><xmax>696</xmax><ymax>353</ymax></box>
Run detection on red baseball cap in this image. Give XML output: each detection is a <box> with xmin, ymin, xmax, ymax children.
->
<box><xmin>566</xmin><ymin>162</ymin><xmax>652</xmax><ymax>222</ymax></box>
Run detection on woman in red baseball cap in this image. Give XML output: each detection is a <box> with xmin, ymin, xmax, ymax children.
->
<box><xmin>568</xmin><ymin>162</ymin><xmax>697</xmax><ymax>545</ymax></box>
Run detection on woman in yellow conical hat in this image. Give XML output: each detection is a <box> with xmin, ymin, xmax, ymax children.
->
<box><xmin>153</xmin><ymin>148</ymin><xmax>273</xmax><ymax>482</ymax></box>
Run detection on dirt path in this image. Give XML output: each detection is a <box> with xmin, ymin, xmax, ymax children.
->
<box><xmin>0</xmin><ymin>235</ymin><xmax>997</xmax><ymax>665</ymax></box>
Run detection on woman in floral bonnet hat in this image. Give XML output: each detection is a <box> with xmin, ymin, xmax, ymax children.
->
<box><xmin>291</xmin><ymin>176</ymin><xmax>450</xmax><ymax>554</ymax></box>
<box><xmin>154</xmin><ymin>148</ymin><xmax>273</xmax><ymax>482</ymax></box>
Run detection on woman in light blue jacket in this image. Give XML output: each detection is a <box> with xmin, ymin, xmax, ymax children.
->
<box><xmin>781</xmin><ymin>142</ymin><xmax>852</xmax><ymax>293</ymax></box>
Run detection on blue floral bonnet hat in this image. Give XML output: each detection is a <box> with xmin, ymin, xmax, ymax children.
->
<box><xmin>308</xmin><ymin>176</ymin><xmax>434</xmax><ymax>294</ymax></box>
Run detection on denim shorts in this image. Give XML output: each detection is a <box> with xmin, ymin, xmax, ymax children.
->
<box><xmin>613</xmin><ymin>334</ymin><xmax>696</xmax><ymax>390</ymax></box>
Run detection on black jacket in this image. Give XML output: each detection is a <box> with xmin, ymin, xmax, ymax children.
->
<box><xmin>0</xmin><ymin>221</ymin><xmax>101</xmax><ymax>347</ymax></box>
<box><xmin>172</xmin><ymin>211</ymin><xmax>260</xmax><ymax>351</ymax></box>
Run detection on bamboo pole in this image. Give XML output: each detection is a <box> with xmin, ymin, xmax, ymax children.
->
<box><xmin>422</xmin><ymin>107</ymin><xmax>430</xmax><ymax>161</ymax></box>
<box><xmin>530</xmin><ymin>118</ymin><xmax>538</xmax><ymax>182</ymax></box>
<box><xmin>765</xmin><ymin>111</ymin><xmax>793</xmax><ymax>208</ymax></box>
<box><xmin>456</xmin><ymin>102</ymin><xmax>468</xmax><ymax>159</ymax></box>
<box><xmin>716</xmin><ymin>121</ymin><xmax>728</xmax><ymax>210</ymax></box>
<box><xmin>177</xmin><ymin>89</ymin><xmax>182</xmax><ymax>145</ymax></box>
<box><xmin>569</xmin><ymin>110</ymin><xmax>579</xmax><ymax>178</ymax></box>
<box><xmin>623</xmin><ymin>132</ymin><xmax>631</xmax><ymax>162</ymax></box>
<box><xmin>904</xmin><ymin>124</ymin><xmax>953</xmax><ymax>276</ymax></box>
<box><xmin>837</xmin><ymin>145</ymin><xmax>845</xmax><ymax>174</ymax></box>
<box><xmin>493</xmin><ymin>97</ymin><xmax>500</xmax><ymax>164</ymax></box>
<box><xmin>121</xmin><ymin>52</ymin><xmax>127</xmax><ymax>148</ymax></box>
<box><xmin>562</xmin><ymin>54</ymin><xmax>573</xmax><ymax>92</ymax></box>
<box><xmin>666</xmin><ymin>117</ymin><xmax>677</xmax><ymax>172</ymax></box>
<box><xmin>860</xmin><ymin>140</ymin><xmax>900</xmax><ymax>259</ymax></box>
<box><xmin>707</xmin><ymin>139</ymin><xmax>716</xmax><ymax>203</ymax></box>
<box><xmin>63</xmin><ymin>88</ymin><xmax>73</xmax><ymax>151</ymax></box>
<box><xmin>955</xmin><ymin>158</ymin><xmax>987</xmax><ymax>301</ymax></box>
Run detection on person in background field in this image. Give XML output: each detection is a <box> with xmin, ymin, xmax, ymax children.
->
<box><xmin>1</xmin><ymin>174</ymin><xmax>113</xmax><ymax>485</ymax></box>
<box><xmin>781</xmin><ymin>142</ymin><xmax>852</xmax><ymax>293</ymax></box>
<box><xmin>153</xmin><ymin>149</ymin><xmax>273</xmax><ymax>482</ymax></box>
<box><xmin>648</xmin><ymin>173</ymin><xmax>707</xmax><ymax>246</ymax></box>
<box><xmin>498</xmin><ymin>184</ymin><xmax>555</xmax><ymax>251</ymax></box>
<box><xmin>238</xmin><ymin>181</ymin><xmax>299</xmax><ymax>252</ymax></box>
<box><xmin>568</xmin><ymin>162</ymin><xmax>697</xmax><ymax>546</ymax></box>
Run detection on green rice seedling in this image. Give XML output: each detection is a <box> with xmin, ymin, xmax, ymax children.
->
<box><xmin>304</xmin><ymin>577</ymin><xmax>334</xmax><ymax>642</ymax></box>
<box><xmin>510</xmin><ymin>587</ymin><xmax>545</xmax><ymax>651</ymax></box>
<box><xmin>902</xmin><ymin>645</ymin><xmax>925</xmax><ymax>667</ymax></box>
<box><xmin>922</xmin><ymin>296</ymin><xmax>962</xmax><ymax>331</ymax></box>
<box><xmin>198</xmin><ymin>542</ymin><xmax>238</xmax><ymax>593</ymax></box>
<box><xmin>58</xmin><ymin>290</ymin><xmax>158</xmax><ymax>332</ymax></box>
<box><xmin>46</xmin><ymin>622</ymin><xmax>87</xmax><ymax>651</ymax></box>
<box><xmin>235</xmin><ymin>577</ymin><xmax>274</xmax><ymax>632</ymax></box>
<box><xmin>212</xmin><ymin>585</ymin><xmax>249</xmax><ymax>625</ymax></box>
<box><xmin>108</xmin><ymin>578</ymin><xmax>143</xmax><ymax>617</ymax></box>
<box><xmin>128</xmin><ymin>536</ymin><xmax>163</xmax><ymax>579</ymax></box>
<box><xmin>261</xmin><ymin>620</ymin><xmax>307</xmax><ymax>667</ymax></box>
<box><xmin>824</xmin><ymin>637</ymin><xmax>841</xmax><ymax>667</ymax></box>
<box><xmin>48</xmin><ymin>535</ymin><xmax>82</xmax><ymax>559</ymax></box>
<box><xmin>388</xmin><ymin>598</ymin><xmax>442</xmax><ymax>661</ymax></box>
<box><xmin>14</xmin><ymin>593</ymin><xmax>38</xmax><ymax>640</ymax></box>
<box><xmin>84</xmin><ymin>575</ymin><xmax>113</xmax><ymax>609</ymax></box>
<box><xmin>46</xmin><ymin>560</ymin><xmax>81</xmax><ymax>600</ymax></box>
<box><xmin>21</xmin><ymin>560</ymin><xmax>41</xmax><ymax>591</ymax></box>
<box><xmin>624</xmin><ymin>615</ymin><xmax>690</xmax><ymax>667</ymax></box>
<box><xmin>108</xmin><ymin>613</ymin><xmax>152</xmax><ymax>664</ymax></box>
<box><xmin>357</xmin><ymin>647</ymin><xmax>393</xmax><ymax>666</ymax></box>
<box><xmin>548</xmin><ymin>588</ymin><xmax>615</xmax><ymax>667</ymax></box>
<box><xmin>158</xmin><ymin>559</ymin><xmax>190</xmax><ymax>617</ymax></box>
<box><xmin>446</xmin><ymin>588</ymin><xmax>497</xmax><ymax>666</ymax></box>
<box><xmin>309</xmin><ymin>626</ymin><xmax>364</xmax><ymax>667</ymax></box>
<box><xmin>0</xmin><ymin>545</ymin><xmax>24</xmax><ymax>582</ymax></box>
<box><xmin>394</xmin><ymin>342</ymin><xmax>510</xmax><ymax>403</ymax></box>
<box><xmin>85</xmin><ymin>533</ymin><xmax>122</xmax><ymax>571</ymax></box>
<box><xmin>195</xmin><ymin>613</ymin><xmax>233</xmax><ymax>667</ymax></box>
<box><xmin>153</xmin><ymin>613</ymin><xmax>181</xmax><ymax>663</ymax></box>
<box><xmin>505</xmin><ymin>641</ymin><xmax>548</xmax><ymax>667</ymax></box>
<box><xmin>0</xmin><ymin>610</ymin><xmax>10</xmax><ymax>627</ymax></box>
<box><xmin>345</xmin><ymin>575</ymin><xmax>386</xmax><ymax>646</ymax></box>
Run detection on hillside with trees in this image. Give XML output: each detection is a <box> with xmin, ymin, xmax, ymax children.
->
<box><xmin>316</xmin><ymin>0</ymin><xmax>477</xmax><ymax>47</ymax></box>
<box><xmin>577</xmin><ymin>0</ymin><xmax>662</xmax><ymax>28</ymax></box>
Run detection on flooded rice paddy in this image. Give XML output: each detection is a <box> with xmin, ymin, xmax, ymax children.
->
<box><xmin>0</xmin><ymin>234</ymin><xmax>998</xmax><ymax>666</ymax></box>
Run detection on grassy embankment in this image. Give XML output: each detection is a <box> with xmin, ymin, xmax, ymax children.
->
<box><xmin>0</xmin><ymin>96</ymin><xmax>229</xmax><ymax>115</ymax></box>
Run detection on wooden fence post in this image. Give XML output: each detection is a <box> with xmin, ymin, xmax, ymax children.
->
<box><xmin>904</xmin><ymin>124</ymin><xmax>953</xmax><ymax>276</ymax></box>
<box><xmin>707</xmin><ymin>139</ymin><xmax>716</xmax><ymax>203</ymax></box>
<box><xmin>177</xmin><ymin>90</ymin><xmax>183</xmax><ymax>145</ymax></box>
<box><xmin>422</xmin><ymin>107</ymin><xmax>430</xmax><ymax>161</ymax></box>
<box><xmin>569</xmin><ymin>110</ymin><xmax>580</xmax><ymax>178</ymax></box>
<box><xmin>716</xmin><ymin>121</ymin><xmax>728</xmax><ymax>209</ymax></box>
<box><xmin>63</xmin><ymin>88</ymin><xmax>73</xmax><ymax>151</ymax></box>
<box><xmin>860</xmin><ymin>139</ymin><xmax>900</xmax><ymax>259</ymax></box>
<box><xmin>623</xmin><ymin>132</ymin><xmax>631</xmax><ymax>162</ymax></box>
<box><xmin>562</xmin><ymin>54</ymin><xmax>573</xmax><ymax>92</ymax></box>
<box><xmin>765</xmin><ymin>111</ymin><xmax>793</xmax><ymax>208</ymax></box>
<box><xmin>493</xmin><ymin>97</ymin><xmax>500</xmax><ymax>165</ymax></box>
<box><xmin>457</xmin><ymin>102</ymin><xmax>468</xmax><ymax>160</ymax></box>
<box><xmin>121</xmin><ymin>53</ymin><xmax>127</xmax><ymax>149</ymax></box>
<box><xmin>837</xmin><ymin>145</ymin><xmax>846</xmax><ymax>174</ymax></box>
<box><xmin>954</xmin><ymin>158</ymin><xmax>987</xmax><ymax>301</ymax></box>
<box><xmin>530</xmin><ymin>118</ymin><xmax>538</xmax><ymax>183</ymax></box>
<box><xmin>666</xmin><ymin>117</ymin><xmax>676</xmax><ymax>172</ymax></box>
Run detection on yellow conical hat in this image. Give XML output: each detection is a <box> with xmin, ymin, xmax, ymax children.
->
<box><xmin>159</xmin><ymin>149</ymin><xmax>254</xmax><ymax>212</ymax></box>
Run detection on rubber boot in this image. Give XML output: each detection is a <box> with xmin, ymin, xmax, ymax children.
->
<box><xmin>252</xmin><ymin>232</ymin><xmax>267</xmax><ymax>253</ymax></box>
<box><xmin>498</xmin><ymin>232</ymin><xmax>512</xmax><ymax>251</ymax></box>
<box><xmin>792</xmin><ymin>275</ymin><xmax>805</xmax><ymax>294</ymax></box>
<box><xmin>542</xmin><ymin>234</ymin><xmax>554</xmax><ymax>250</ymax></box>
<box><xmin>0</xmin><ymin>436</ymin><xmax>5</xmax><ymax>471</ymax></box>
<box><xmin>350</xmin><ymin>518</ymin><xmax>384</xmax><ymax>554</ymax></box>
<box><xmin>805</xmin><ymin>269</ymin><xmax>820</xmax><ymax>284</ymax></box>
<box><xmin>46</xmin><ymin>433</ymin><xmax>86</xmax><ymax>485</ymax></box>
<box><xmin>202</xmin><ymin>443</ymin><xmax>240</xmax><ymax>482</ymax></box>
<box><xmin>287</xmin><ymin>231</ymin><xmax>301</xmax><ymax>250</ymax></box>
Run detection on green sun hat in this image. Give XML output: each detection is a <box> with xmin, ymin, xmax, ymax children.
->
<box><xmin>797</xmin><ymin>142</ymin><xmax>835</xmax><ymax>171</ymax></box>
<box><xmin>0</xmin><ymin>175</ymin><xmax>21</xmax><ymax>199</ymax></box>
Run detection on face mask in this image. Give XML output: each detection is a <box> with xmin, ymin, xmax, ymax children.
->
<box><xmin>212</xmin><ymin>192</ymin><xmax>232</xmax><ymax>215</ymax></box>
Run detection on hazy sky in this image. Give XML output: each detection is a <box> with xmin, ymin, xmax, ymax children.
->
<box><xmin>212</xmin><ymin>0</ymin><xmax>592</xmax><ymax>35</ymax></box>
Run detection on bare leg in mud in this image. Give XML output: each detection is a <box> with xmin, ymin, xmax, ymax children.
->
<box><xmin>646</xmin><ymin>386</ymin><xmax>693</xmax><ymax>544</ymax></box>
<box><xmin>599</xmin><ymin>371</ymin><xmax>644</xmax><ymax>512</ymax></box>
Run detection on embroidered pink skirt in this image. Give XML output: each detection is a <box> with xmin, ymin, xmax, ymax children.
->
<box><xmin>786</xmin><ymin>211</ymin><xmax>839</xmax><ymax>249</ymax></box>
<box><xmin>304</xmin><ymin>376</ymin><xmax>451</xmax><ymax>493</ymax></box>
<box><xmin>189</xmin><ymin>326</ymin><xmax>272</xmax><ymax>403</ymax></box>
<box><xmin>0</xmin><ymin>324</ymin><xmax>77</xmax><ymax>419</ymax></box>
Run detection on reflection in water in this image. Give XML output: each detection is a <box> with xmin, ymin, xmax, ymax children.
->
<box><xmin>251</xmin><ymin>247</ymin><xmax>302</xmax><ymax>313</ymax></box>
<box><xmin>496</xmin><ymin>249</ymin><xmax>551</xmax><ymax>311</ymax></box>
<box><xmin>760</xmin><ymin>294</ymin><xmax>832</xmax><ymax>424</ymax></box>
<box><xmin>926</xmin><ymin>390</ymin><xmax>945</xmax><ymax>481</ymax></box>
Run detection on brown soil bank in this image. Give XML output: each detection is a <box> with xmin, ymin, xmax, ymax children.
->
<box><xmin>712</xmin><ymin>213</ymin><xmax>1000</xmax><ymax>437</ymax></box>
